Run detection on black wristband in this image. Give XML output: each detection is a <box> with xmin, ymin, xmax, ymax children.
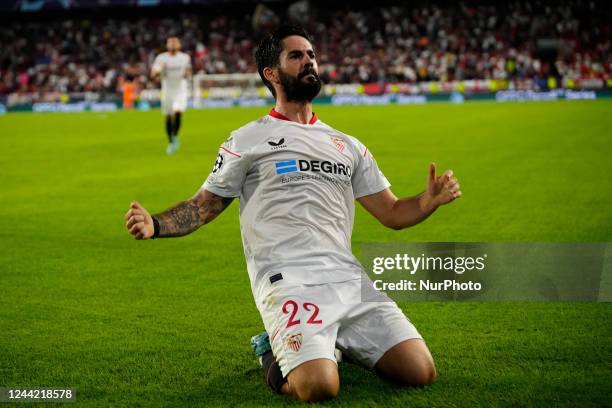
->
<box><xmin>152</xmin><ymin>217</ymin><xmax>160</xmax><ymax>239</ymax></box>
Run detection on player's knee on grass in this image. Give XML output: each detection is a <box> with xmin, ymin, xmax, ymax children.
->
<box><xmin>375</xmin><ymin>339</ymin><xmax>437</xmax><ymax>387</ymax></box>
<box><xmin>400</xmin><ymin>357</ymin><xmax>436</xmax><ymax>387</ymax></box>
<box><xmin>287</xmin><ymin>359</ymin><xmax>339</xmax><ymax>402</ymax></box>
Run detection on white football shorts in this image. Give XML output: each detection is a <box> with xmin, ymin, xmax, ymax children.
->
<box><xmin>161</xmin><ymin>90</ymin><xmax>187</xmax><ymax>114</ymax></box>
<box><xmin>257</xmin><ymin>277</ymin><xmax>423</xmax><ymax>377</ymax></box>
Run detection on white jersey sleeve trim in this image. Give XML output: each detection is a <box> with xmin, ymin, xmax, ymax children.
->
<box><xmin>353</xmin><ymin>180</ymin><xmax>391</xmax><ymax>199</ymax></box>
<box><xmin>339</xmin><ymin>134</ymin><xmax>391</xmax><ymax>199</ymax></box>
<box><xmin>202</xmin><ymin>184</ymin><xmax>240</xmax><ymax>198</ymax></box>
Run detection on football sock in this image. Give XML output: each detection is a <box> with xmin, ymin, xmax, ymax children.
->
<box><xmin>173</xmin><ymin>112</ymin><xmax>181</xmax><ymax>137</ymax></box>
<box><xmin>261</xmin><ymin>351</ymin><xmax>287</xmax><ymax>394</ymax></box>
<box><xmin>165</xmin><ymin>115</ymin><xmax>173</xmax><ymax>142</ymax></box>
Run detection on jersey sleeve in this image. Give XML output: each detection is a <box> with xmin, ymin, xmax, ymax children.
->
<box><xmin>151</xmin><ymin>54</ymin><xmax>164</xmax><ymax>74</ymax></box>
<box><xmin>350</xmin><ymin>140</ymin><xmax>391</xmax><ymax>198</ymax></box>
<box><xmin>201</xmin><ymin>133</ymin><xmax>249</xmax><ymax>197</ymax></box>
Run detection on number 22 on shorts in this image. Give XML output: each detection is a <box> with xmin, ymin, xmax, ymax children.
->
<box><xmin>282</xmin><ymin>300</ymin><xmax>323</xmax><ymax>328</ymax></box>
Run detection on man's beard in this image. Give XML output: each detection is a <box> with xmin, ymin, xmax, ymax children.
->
<box><xmin>278</xmin><ymin>66</ymin><xmax>321</xmax><ymax>102</ymax></box>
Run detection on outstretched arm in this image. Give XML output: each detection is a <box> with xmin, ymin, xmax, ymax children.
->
<box><xmin>151</xmin><ymin>60</ymin><xmax>164</xmax><ymax>80</ymax></box>
<box><xmin>357</xmin><ymin>163</ymin><xmax>461</xmax><ymax>230</ymax></box>
<box><xmin>183</xmin><ymin>66</ymin><xmax>192</xmax><ymax>79</ymax></box>
<box><xmin>125</xmin><ymin>189</ymin><xmax>234</xmax><ymax>239</ymax></box>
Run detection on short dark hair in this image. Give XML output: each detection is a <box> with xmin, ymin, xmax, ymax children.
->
<box><xmin>255</xmin><ymin>25</ymin><xmax>313</xmax><ymax>98</ymax></box>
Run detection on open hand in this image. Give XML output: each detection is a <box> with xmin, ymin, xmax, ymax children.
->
<box><xmin>426</xmin><ymin>163</ymin><xmax>462</xmax><ymax>208</ymax></box>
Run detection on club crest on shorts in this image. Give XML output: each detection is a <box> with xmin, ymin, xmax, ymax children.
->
<box><xmin>330</xmin><ymin>137</ymin><xmax>345</xmax><ymax>152</ymax></box>
<box><xmin>285</xmin><ymin>333</ymin><xmax>303</xmax><ymax>352</ymax></box>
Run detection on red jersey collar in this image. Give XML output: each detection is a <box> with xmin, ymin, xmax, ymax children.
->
<box><xmin>269</xmin><ymin>108</ymin><xmax>318</xmax><ymax>125</ymax></box>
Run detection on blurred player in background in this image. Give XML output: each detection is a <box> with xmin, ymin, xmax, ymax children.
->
<box><xmin>127</xmin><ymin>25</ymin><xmax>462</xmax><ymax>402</ymax></box>
<box><xmin>151</xmin><ymin>36</ymin><xmax>192</xmax><ymax>154</ymax></box>
<box><xmin>119</xmin><ymin>74</ymin><xmax>137</xmax><ymax>110</ymax></box>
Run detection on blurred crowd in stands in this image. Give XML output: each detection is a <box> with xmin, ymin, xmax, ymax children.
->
<box><xmin>0</xmin><ymin>0</ymin><xmax>609</xmax><ymax>96</ymax></box>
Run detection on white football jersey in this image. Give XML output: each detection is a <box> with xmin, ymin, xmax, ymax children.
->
<box><xmin>202</xmin><ymin>110</ymin><xmax>390</xmax><ymax>301</ymax></box>
<box><xmin>152</xmin><ymin>51</ymin><xmax>191</xmax><ymax>93</ymax></box>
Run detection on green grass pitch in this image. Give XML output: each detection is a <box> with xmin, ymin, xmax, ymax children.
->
<box><xmin>1</xmin><ymin>100</ymin><xmax>610</xmax><ymax>406</ymax></box>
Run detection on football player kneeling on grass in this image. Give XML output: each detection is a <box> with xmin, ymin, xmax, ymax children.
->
<box><xmin>126</xmin><ymin>25</ymin><xmax>461</xmax><ymax>402</ymax></box>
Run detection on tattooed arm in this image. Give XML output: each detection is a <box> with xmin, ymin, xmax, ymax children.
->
<box><xmin>125</xmin><ymin>190</ymin><xmax>234</xmax><ymax>240</ymax></box>
<box><xmin>154</xmin><ymin>190</ymin><xmax>233</xmax><ymax>237</ymax></box>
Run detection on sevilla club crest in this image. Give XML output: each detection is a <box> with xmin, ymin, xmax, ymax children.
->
<box><xmin>331</xmin><ymin>137</ymin><xmax>345</xmax><ymax>152</ymax></box>
<box><xmin>285</xmin><ymin>333</ymin><xmax>303</xmax><ymax>352</ymax></box>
